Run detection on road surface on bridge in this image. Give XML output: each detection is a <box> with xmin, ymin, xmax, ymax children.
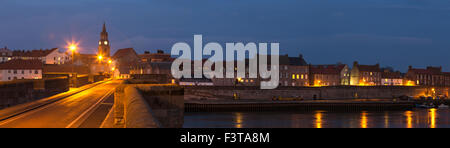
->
<box><xmin>0</xmin><ymin>80</ymin><xmax>122</xmax><ymax>128</ymax></box>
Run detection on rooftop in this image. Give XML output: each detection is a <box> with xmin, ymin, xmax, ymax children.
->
<box><xmin>0</xmin><ymin>59</ymin><xmax>43</xmax><ymax>70</ymax></box>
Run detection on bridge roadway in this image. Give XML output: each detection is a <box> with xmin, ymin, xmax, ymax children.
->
<box><xmin>0</xmin><ymin>80</ymin><xmax>122</xmax><ymax>128</ymax></box>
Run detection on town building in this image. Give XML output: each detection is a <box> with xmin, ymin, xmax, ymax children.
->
<box><xmin>112</xmin><ymin>48</ymin><xmax>140</xmax><ymax>79</ymax></box>
<box><xmin>405</xmin><ymin>66</ymin><xmax>445</xmax><ymax>86</ymax></box>
<box><xmin>130</xmin><ymin>62</ymin><xmax>172</xmax><ymax>75</ymax></box>
<box><xmin>444</xmin><ymin>72</ymin><xmax>450</xmax><ymax>86</ymax></box>
<box><xmin>211</xmin><ymin>54</ymin><xmax>309</xmax><ymax>87</ymax></box>
<box><xmin>139</xmin><ymin>50</ymin><xmax>173</xmax><ymax>62</ymax></box>
<box><xmin>279</xmin><ymin>54</ymin><xmax>309</xmax><ymax>87</ymax></box>
<box><xmin>0</xmin><ymin>59</ymin><xmax>43</xmax><ymax>81</ymax></box>
<box><xmin>0</xmin><ymin>46</ymin><xmax>13</xmax><ymax>63</ymax></box>
<box><xmin>309</xmin><ymin>64</ymin><xmax>349</xmax><ymax>86</ymax></box>
<box><xmin>350</xmin><ymin>61</ymin><xmax>382</xmax><ymax>86</ymax></box>
<box><xmin>381</xmin><ymin>70</ymin><xmax>403</xmax><ymax>86</ymax></box>
<box><xmin>1</xmin><ymin>48</ymin><xmax>70</xmax><ymax>65</ymax></box>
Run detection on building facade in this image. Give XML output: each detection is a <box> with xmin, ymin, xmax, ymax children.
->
<box><xmin>381</xmin><ymin>71</ymin><xmax>403</xmax><ymax>86</ymax></box>
<box><xmin>2</xmin><ymin>48</ymin><xmax>70</xmax><ymax>65</ymax></box>
<box><xmin>139</xmin><ymin>50</ymin><xmax>173</xmax><ymax>63</ymax></box>
<box><xmin>309</xmin><ymin>64</ymin><xmax>349</xmax><ymax>86</ymax></box>
<box><xmin>350</xmin><ymin>61</ymin><xmax>382</xmax><ymax>86</ymax></box>
<box><xmin>445</xmin><ymin>72</ymin><xmax>450</xmax><ymax>86</ymax></box>
<box><xmin>406</xmin><ymin>66</ymin><xmax>445</xmax><ymax>86</ymax></box>
<box><xmin>0</xmin><ymin>46</ymin><xmax>13</xmax><ymax>63</ymax></box>
<box><xmin>0</xmin><ymin>59</ymin><xmax>43</xmax><ymax>81</ymax></box>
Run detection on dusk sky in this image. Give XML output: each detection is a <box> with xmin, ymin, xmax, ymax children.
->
<box><xmin>0</xmin><ymin>0</ymin><xmax>449</xmax><ymax>72</ymax></box>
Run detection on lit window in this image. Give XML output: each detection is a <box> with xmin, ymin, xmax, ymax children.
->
<box><xmin>301</xmin><ymin>74</ymin><xmax>304</xmax><ymax>79</ymax></box>
<box><xmin>296</xmin><ymin>74</ymin><xmax>300</xmax><ymax>79</ymax></box>
<box><xmin>292</xmin><ymin>74</ymin><xmax>295</xmax><ymax>80</ymax></box>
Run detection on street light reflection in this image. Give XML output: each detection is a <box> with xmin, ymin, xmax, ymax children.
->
<box><xmin>235</xmin><ymin>112</ymin><xmax>243</xmax><ymax>128</ymax></box>
<box><xmin>360</xmin><ymin>111</ymin><xmax>368</xmax><ymax>128</ymax></box>
<box><xmin>429</xmin><ymin>109</ymin><xmax>437</xmax><ymax>128</ymax></box>
<box><xmin>315</xmin><ymin>111</ymin><xmax>323</xmax><ymax>128</ymax></box>
<box><xmin>404</xmin><ymin>111</ymin><xmax>413</xmax><ymax>128</ymax></box>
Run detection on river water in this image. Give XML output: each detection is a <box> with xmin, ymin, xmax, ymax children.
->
<box><xmin>183</xmin><ymin>108</ymin><xmax>450</xmax><ymax>128</ymax></box>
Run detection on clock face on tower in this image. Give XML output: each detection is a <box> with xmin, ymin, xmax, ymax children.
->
<box><xmin>104</xmin><ymin>41</ymin><xmax>108</xmax><ymax>45</ymax></box>
<box><xmin>99</xmin><ymin>41</ymin><xmax>102</xmax><ymax>45</ymax></box>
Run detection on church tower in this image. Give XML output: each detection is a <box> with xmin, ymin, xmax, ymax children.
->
<box><xmin>98</xmin><ymin>22</ymin><xmax>110</xmax><ymax>57</ymax></box>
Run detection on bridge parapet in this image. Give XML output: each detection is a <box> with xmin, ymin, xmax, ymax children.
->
<box><xmin>113</xmin><ymin>84</ymin><xmax>184</xmax><ymax>128</ymax></box>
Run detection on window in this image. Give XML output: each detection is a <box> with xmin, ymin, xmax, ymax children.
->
<box><xmin>301</xmin><ymin>74</ymin><xmax>304</xmax><ymax>79</ymax></box>
<box><xmin>29</xmin><ymin>70</ymin><xmax>32</xmax><ymax>73</ymax></box>
<box><xmin>35</xmin><ymin>70</ymin><xmax>39</xmax><ymax>74</ymax></box>
<box><xmin>296</xmin><ymin>74</ymin><xmax>299</xmax><ymax>79</ymax></box>
<box><xmin>21</xmin><ymin>70</ymin><xmax>24</xmax><ymax>74</ymax></box>
<box><xmin>13</xmin><ymin>70</ymin><xmax>17</xmax><ymax>74</ymax></box>
<box><xmin>292</xmin><ymin>74</ymin><xmax>295</xmax><ymax>80</ymax></box>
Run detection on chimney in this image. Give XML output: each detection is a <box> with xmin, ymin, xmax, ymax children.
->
<box><xmin>353</xmin><ymin>61</ymin><xmax>358</xmax><ymax>66</ymax></box>
<box><xmin>409</xmin><ymin>65</ymin><xmax>412</xmax><ymax>69</ymax></box>
<box><xmin>144</xmin><ymin>51</ymin><xmax>150</xmax><ymax>54</ymax></box>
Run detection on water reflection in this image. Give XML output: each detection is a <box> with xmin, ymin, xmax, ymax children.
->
<box><xmin>314</xmin><ymin>111</ymin><xmax>324</xmax><ymax>128</ymax></box>
<box><xmin>429</xmin><ymin>109</ymin><xmax>437</xmax><ymax>128</ymax></box>
<box><xmin>184</xmin><ymin>109</ymin><xmax>450</xmax><ymax>128</ymax></box>
<box><xmin>404</xmin><ymin>111</ymin><xmax>413</xmax><ymax>128</ymax></box>
<box><xmin>384</xmin><ymin>112</ymin><xmax>389</xmax><ymax>128</ymax></box>
<box><xmin>235</xmin><ymin>112</ymin><xmax>243</xmax><ymax>128</ymax></box>
<box><xmin>360</xmin><ymin>111</ymin><xmax>368</xmax><ymax>128</ymax></box>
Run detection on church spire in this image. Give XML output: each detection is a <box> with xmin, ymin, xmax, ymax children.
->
<box><xmin>102</xmin><ymin>22</ymin><xmax>106</xmax><ymax>32</ymax></box>
<box><xmin>99</xmin><ymin>22</ymin><xmax>110</xmax><ymax>57</ymax></box>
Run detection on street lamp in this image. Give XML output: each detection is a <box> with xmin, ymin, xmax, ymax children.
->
<box><xmin>98</xmin><ymin>55</ymin><xmax>103</xmax><ymax>63</ymax></box>
<box><xmin>69</xmin><ymin>44</ymin><xmax>77</xmax><ymax>74</ymax></box>
<box><xmin>68</xmin><ymin>44</ymin><xmax>77</xmax><ymax>87</ymax></box>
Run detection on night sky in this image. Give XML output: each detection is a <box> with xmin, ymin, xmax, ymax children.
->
<box><xmin>0</xmin><ymin>0</ymin><xmax>449</xmax><ymax>72</ymax></box>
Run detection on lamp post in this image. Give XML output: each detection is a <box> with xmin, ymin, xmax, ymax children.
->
<box><xmin>69</xmin><ymin>45</ymin><xmax>77</xmax><ymax>87</ymax></box>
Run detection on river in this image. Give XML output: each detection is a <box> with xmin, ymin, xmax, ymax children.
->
<box><xmin>184</xmin><ymin>108</ymin><xmax>450</xmax><ymax>128</ymax></box>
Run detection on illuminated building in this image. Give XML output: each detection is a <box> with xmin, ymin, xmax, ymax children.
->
<box><xmin>350</xmin><ymin>61</ymin><xmax>381</xmax><ymax>86</ymax></box>
<box><xmin>381</xmin><ymin>70</ymin><xmax>403</xmax><ymax>86</ymax></box>
<box><xmin>309</xmin><ymin>64</ymin><xmax>349</xmax><ymax>86</ymax></box>
<box><xmin>406</xmin><ymin>66</ymin><xmax>445</xmax><ymax>86</ymax></box>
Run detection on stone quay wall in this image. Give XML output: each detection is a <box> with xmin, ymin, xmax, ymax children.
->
<box><xmin>185</xmin><ymin>86</ymin><xmax>450</xmax><ymax>100</ymax></box>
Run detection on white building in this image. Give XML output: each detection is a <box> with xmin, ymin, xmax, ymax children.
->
<box><xmin>0</xmin><ymin>59</ymin><xmax>43</xmax><ymax>81</ymax></box>
<box><xmin>11</xmin><ymin>48</ymin><xmax>70</xmax><ymax>65</ymax></box>
<box><xmin>381</xmin><ymin>71</ymin><xmax>404</xmax><ymax>86</ymax></box>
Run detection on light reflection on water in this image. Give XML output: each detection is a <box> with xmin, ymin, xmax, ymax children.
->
<box><xmin>183</xmin><ymin>109</ymin><xmax>450</xmax><ymax>128</ymax></box>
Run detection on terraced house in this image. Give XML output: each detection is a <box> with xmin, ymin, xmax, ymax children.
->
<box><xmin>0</xmin><ymin>59</ymin><xmax>43</xmax><ymax>81</ymax></box>
<box><xmin>406</xmin><ymin>66</ymin><xmax>446</xmax><ymax>86</ymax></box>
<box><xmin>350</xmin><ymin>61</ymin><xmax>382</xmax><ymax>86</ymax></box>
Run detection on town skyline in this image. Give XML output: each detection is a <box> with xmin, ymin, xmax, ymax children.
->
<box><xmin>1</xmin><ymin>0</ymin><xmax>450</xmax><ymax>72</ymax></box>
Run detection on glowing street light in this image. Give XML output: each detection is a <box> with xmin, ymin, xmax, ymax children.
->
<box><xmin>108</xmin><ymin>60</ymin><xmax>112</xmax><ymax>64</ymax></box>
<box><xmin>98</xmin><ymin>55</ymin><xmax>103</xmax><ymax>61</ymax></box>
<box><xmin>69</xmin><ymin>45</ymin><xmax>77</xmax><ymax>51</ymax></box>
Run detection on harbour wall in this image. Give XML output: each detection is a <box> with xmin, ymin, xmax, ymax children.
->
<box><xmin>185</xmin><ymin>86</ymin><xmax>450</xmax><ymax>100</ymax></box>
